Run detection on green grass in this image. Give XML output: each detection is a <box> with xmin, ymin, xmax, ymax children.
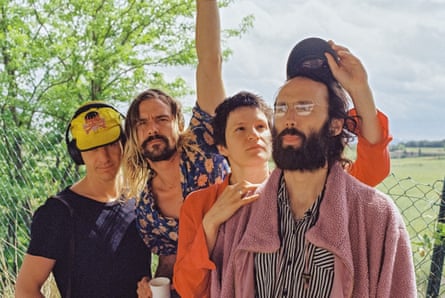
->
<box><xmin>389</xmin><ymin>156</ymin><xmax>445</xmax><ymax>184</ymax></box>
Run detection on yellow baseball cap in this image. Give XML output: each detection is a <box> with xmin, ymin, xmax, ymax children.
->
<box><xmin>70</xmin><ymin>102</ymin><xmax>123</xmax><ymax>151</ymax></box>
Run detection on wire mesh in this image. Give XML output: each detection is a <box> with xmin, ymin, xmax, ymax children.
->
<box><xmin>0</xmin><ymin>129</ymin><xmax>444</xmax><ymax>297</ymax></box>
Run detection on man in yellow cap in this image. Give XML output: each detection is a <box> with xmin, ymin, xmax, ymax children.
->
<box><xmin>15</xmin><ymin>102</ymin><xmax>151</xmax><ymax>297</ymax></box>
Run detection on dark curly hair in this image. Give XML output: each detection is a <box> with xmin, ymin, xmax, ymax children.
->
<box><xmin>315</xmin><ymin>79</ymin><xmax>358</xmax><ymax>168</ymax></box>
<box><xmin>212</xmin><ymin>91</ymin><xmax>273</xmax><ymax>147</ymax></box>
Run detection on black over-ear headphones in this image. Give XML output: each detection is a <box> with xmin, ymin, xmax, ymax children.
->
<box><xmin>65</xmin><ymin>102</ymin><xmax>126</xmax><ymax>165</ymax></box>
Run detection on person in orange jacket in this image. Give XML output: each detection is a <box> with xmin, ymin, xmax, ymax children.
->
<box><xmin>174</xmin><ymin>91</ymin><xmax>272</xmax><ymax>298</ymax></box>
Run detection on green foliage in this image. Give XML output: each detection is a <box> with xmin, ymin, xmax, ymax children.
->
<box><xmin>0</xmin><ymin>128</ymin><xmax>82</xmax><ymax>285</ymax></box>
<box><xmin>0</xmin><ymin>0</ymin><xmax>253</xmax><ymax>134</ymax></box>
<box><xmin>414</xmin><ymin>223</ymin><xmax>445</xmax><ymax>250</ymax></box>
<box><xmin>0</xmin><ymin>1</ymin><xmax>253</xmax><ymax>295</ymax></box>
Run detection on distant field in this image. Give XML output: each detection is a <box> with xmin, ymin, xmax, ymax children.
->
<box><xmin>389</xmin><ymin>156</ymin><xmax>445</xmax><ymax>184</ymax></box>
<box><xmin>403</xmin><ymin>147</ymin><xmax>445</xmax><ymax>155</ymax></box>
<box><xmin>345</xmin><ymin>145</ymin><xmax>445</xmax><ymax>184</ymax></box>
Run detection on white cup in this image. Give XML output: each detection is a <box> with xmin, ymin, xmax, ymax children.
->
<box><xmin>149</xmin><ymin>277</ymin><xmax>171</xmax><ymax>298</ymax></box>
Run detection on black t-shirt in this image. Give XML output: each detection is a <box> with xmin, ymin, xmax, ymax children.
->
<box><xmin>28</xmin><ymin>188</ymin><xmax>151</xmax><ymax>298</ymax></box>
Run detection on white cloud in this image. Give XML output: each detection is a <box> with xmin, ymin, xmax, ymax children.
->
<box><xmin>218</xmin><ymin>0</ymin><xmax>445</xmax><ymax>140</ymax></box>
<box><xmin>161</xmin><ymin>0</ymin><xmax>445</xmax><ymax>141</ymax></box>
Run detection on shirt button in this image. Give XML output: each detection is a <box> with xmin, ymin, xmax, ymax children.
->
<box><xmin>283</xmin><ymin>289</ymin><xmax>288</xmax><ymax>296</ymax></box>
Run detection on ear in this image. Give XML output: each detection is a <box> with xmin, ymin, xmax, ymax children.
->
<box><xmin>329</xmin><ymin>118</ymin><xmax>344</xmax><ymax>136</ymax></box>
<box><xmin>217</xmin><ymin>144</ymin><xmax>229</xmax><ymax>157</ymax></box>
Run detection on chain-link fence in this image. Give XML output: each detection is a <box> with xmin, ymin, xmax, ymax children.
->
<box><xmin>1</xmin><ymin>128</ymin><xmax>444</xmax><ymax>297</ymax></box>
<box><xmin>378</xmin><ymin>175</ymin><xmax>444</xmax><ymax>297</ymax></box>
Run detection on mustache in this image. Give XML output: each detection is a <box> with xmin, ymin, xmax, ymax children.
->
<box><xmin>141</xmin><ymin>135</ymin><xmax>168</xmax><ymax>148</ymax></box>
<box><xmin>276</xmin><ymin>127</ymin><xmax>306</xmax><ymax>140</ymax></box>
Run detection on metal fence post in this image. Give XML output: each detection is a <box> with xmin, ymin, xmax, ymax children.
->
<box><xmin>426</xmin><ymin>177</ymin><xmax>445</xmax><ymax>297</ymax></box>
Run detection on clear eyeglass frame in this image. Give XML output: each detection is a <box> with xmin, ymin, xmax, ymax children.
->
<box><xmin>274</xmin><ymin>101</ymin><xmax>316</xmax><ymax>117</ymax></box>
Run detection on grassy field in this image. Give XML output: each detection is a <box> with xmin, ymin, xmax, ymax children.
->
<box><xmin>388</xmin><ymin>155</ymin><xmax>445</xmax><ymax>184</ymax></box>
<box><xmin>344</xmin><ymin>144</ymin><xmax>445</xmax><ymax>184</ymax></box>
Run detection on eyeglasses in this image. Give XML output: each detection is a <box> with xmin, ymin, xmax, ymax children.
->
<box><xmin>274</xmin><ymin>101</ymin><xmax>317</xmax><ymax>117</ymax></box>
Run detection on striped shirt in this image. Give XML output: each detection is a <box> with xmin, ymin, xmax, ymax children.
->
<box><xmin>254</xmin><ymin>175</ymin><xmax>334</xmax><ymax>297</ymax></box>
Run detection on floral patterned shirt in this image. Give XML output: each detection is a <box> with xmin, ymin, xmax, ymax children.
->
<box><xmin>136</xmin><ymin>105</ymin><xmax>229</xmax><ymax>255</ymax></box>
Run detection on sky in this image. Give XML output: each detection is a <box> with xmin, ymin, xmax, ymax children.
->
<box><xmin>166</xmin><ymin>0</ymin><xmax>445</xmax><ymax>142</ymax></box>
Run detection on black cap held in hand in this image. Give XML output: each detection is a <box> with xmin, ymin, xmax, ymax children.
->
<box><xmin>286</xmin><ymin>37</ymin><xmax>338</xmax><ymax>83</ymax></box>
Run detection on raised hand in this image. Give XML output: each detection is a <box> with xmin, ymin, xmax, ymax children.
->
<box><xmin>325</xmin><ymin>40</ymin><xmax>370</xmax><ymax>97</ymax></box>
<box><xmin>326</xmin><ymin>40</ymin><xmax>382</xmax><ymax>144</ymax></box>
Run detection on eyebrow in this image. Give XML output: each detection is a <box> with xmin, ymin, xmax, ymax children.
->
<box><xmin>274</xmin><ymin>99</ymin><xmax>314</xmax><ymax>104</ymax></box>
<box><xmin>137</xmin><ymin>113</ymin><xmax>171</xmax><ymax>120</ymax></box>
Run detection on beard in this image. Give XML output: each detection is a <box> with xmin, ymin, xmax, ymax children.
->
<box><xmin>272</xmin><ymin>121</ymin><xmax>331</xmax><ymax>171</ymax></box>
<box><xmin>141</xmin><ymin>135</ymin><xmax>177</xmax><ymax>162</ymax></box>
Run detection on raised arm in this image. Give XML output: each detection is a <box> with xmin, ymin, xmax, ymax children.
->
<box><xmin>196</xmin><ymin>0</ymin><xmax>226</xmax><ymax>115</ymax></box>
<box><xmin>326</xmin><ymin>41</ymin><xmax>382</xmax><ymax>144</ymax></box>
<box><xmin>326</xmin><ymin>41</ymin><xmax>392</xmax><ymax>186</ymax></box>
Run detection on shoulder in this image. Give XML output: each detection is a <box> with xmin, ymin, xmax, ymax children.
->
<box><xmin>208</xmin><ymin>152</ymin><xmax>229</xmax><ymax>169</ymax></box>
<box><xmin>184</xmin><ymin>105</ymin><xmax>218</xmax><ymax>153</ymax></box>
<box><xmin>32</xmin><ymin>187</ymin><xmax>100</xmax><ymax>225</ymax></box>
<box><xmin>338</xmin><ymin>168</ymin><xmax>403</xmax><ymax>225</ymax></box>
<box><xmin>117</xmin><ymin>197</ymin><xmax>137</xmax><ymax>212</ymax></box>
<box><xmin>184</xmin><ymin>182</ymin><xmax>221</xmax><ymax>206</ymax></box>
<box><xmin>186</xmin><ymin>104</ymin><xmax>213</xmax><ymax>132</ymax></box>
<box><xmin>34</xmin><ymin>190</ymin><xmax>74</xmax><ymax>220</ymax></box>
<box><xmin>191</xmin><ymin>104</ymin><xmax>213</xmax><ymax>123</ymax></box>
<box><xmin>181</xmin><ymin>148</ymin><xmax>228</xmax><ymax>176</ymax></box>
<box><xmin>183</xmin><ymin>178</ymin><xmax>228</xmax><ymax>219</ymax></box>
<box><xmin>28</xmin><ymin>191</ymin><xmax>73</xmax><ymax>258</ymax></box>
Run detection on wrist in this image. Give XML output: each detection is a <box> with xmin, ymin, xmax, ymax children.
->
<box><xmin>348</xmin><ymin>84</ymin><xmax>372</xmax><ymax>101</ymax></box>
<box><xmin>202</xmin><ymin>213</ymin><xmax>220</xmax><ymax>235</ymax></box>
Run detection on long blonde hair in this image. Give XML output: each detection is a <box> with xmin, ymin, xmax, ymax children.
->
<box><xmin>122</xmin><ymin>89</ymin><xmax>185</xmax><ymax>198</ymax></box>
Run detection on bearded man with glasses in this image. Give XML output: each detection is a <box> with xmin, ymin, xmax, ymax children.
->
<box><xmin>205</xmin><ymin>38</ymin><xmax>416</xmax><ymax>298</ymax></box>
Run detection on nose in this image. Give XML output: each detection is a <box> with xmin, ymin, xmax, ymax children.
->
<box><xmin>96</xmin><ymin>146</ymin><xmax>112</xmax><ymax>162</ymax></box>
<box><xmin>285</xmin><ymin>121</ymin><xmax>296</xmax><ymax>128</ymax></box>
<box><xmin>284</xmin><ymin>110</ymin><xmax>297</xmax><ymax>128</ymax></box>
<box><xmin>145</xmin><ymin>120</ymin><xmax>159</xmax><ymax>136</ymax></box>
<box><xmin>248</xmin><ymin>128</ymin><xmax>260</xmax><ymax>141</ymax></box>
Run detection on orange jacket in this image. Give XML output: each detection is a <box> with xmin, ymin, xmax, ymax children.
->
<box><xmin>174</xmin><ymin>179</ymin><xmax>226</xmax><ymax>298</ymax></box>
<box><xmin>347</xmin><ymin>109</ymin><xmax>392</xmax><ymax>186</ymax></box>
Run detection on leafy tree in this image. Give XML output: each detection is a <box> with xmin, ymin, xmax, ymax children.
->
<box><xmin>1</xmin><ymin>0</ymin><xmax>252</xmax><ymax>132</ymax></box>
<box><xmin>0</xmin><ymin>0</ymin><xmax>252</xmax><ymax>284</ymax></box>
